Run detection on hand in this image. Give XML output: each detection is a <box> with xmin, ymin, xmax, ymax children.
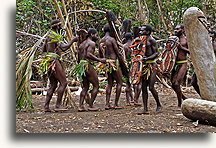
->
<box><xmin>100</xmin><ymin>58</ymin><xmax>106</xmax><ymax>63</ymax></box>
<box><xmin>142</xmin><ymin>56</ymin><xmax>147</xmax><ymax>62</ymax></box>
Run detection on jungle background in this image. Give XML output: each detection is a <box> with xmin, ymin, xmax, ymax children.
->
<box><xmin>16</xmin><ymin>0</ymin><xmax>216</xmax><ymax>133</ymax></box>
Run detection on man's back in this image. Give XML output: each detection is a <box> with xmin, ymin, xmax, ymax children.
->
<box><xmin>78</xmin><ymin>39</ymin><xmax>90</xmax><ymax>61</ymax></box>
<box><xmin>104</xmin><ymin>35</ymin><xmax>118</xmax><ymax>59</ymax></box>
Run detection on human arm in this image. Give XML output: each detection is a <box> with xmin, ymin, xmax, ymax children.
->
<box><xmin>59</xmin><ymin>36</ymin><xmax>78</xmax><ymax>51</ymax></box>
<box><xmin>86</xmin><ymin>42</ymin><xmax>106</xmax><ymax>63</ymax></box>
<box><xmin>41</xmin><ymin>38</ymin><xmax>47</xmax><ymax>52</ymax></box>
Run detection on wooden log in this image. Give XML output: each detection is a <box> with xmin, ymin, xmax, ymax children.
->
<box><xmin>182</xmin><ymin>98</ymin><xmax>216</xmax><ymax>125</ymax></box>
<box><xmin>183</xmin><ymin>7</ymin><xmax>216</xmax><ymax>101</ymax></box>
<box><xmin>31</xmin><ymin>88</ymin><xmax>48</xmax><ymax>93</ymax></box>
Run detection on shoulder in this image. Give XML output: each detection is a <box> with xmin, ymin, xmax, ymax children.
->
<box><xmin>88</xmin><ymin>40</ymin><xmax>96</xmax><ymax>47</ymax></box>
<box><xmin>149</xmin><ymin>36</ymin><xmax>156</xmax><ymax>43</ymax></box>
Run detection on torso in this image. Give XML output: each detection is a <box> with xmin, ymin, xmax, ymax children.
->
<box><xmin>176</xmin><ymin>35</ymin><xmax>188</xmax><ymax>61</ymax></box>
<box><xmin>45</xmin><ymin>31</ymin><xmax>64</xmax><ymax>56</ymax></box>
<box><xmin>104</xmin><ymin>35</ymin><xmax>117</xmax><ymax>59</ymax></box>
<box><xmin>145</xmin><ymin>36</ymin><xmax>156</xmax><ymax>57</ymax></box>
<box><xmin>123</xmin><ymin>41</ymin><xmax>132</xmax><ymax>59</ymax></box>
<box><xmin>78</xmin><ymin>38</ymin><xmax>95</xmax><ymax>62</ymax></box>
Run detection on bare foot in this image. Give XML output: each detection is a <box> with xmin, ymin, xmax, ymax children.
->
<box><xmin>78</xmin><ymin>107</ymin><xmax>87</xmax><ymax>112</ymax></box>
<box><xmin>54</xmin><ymin>106</ymin><xmax>68</xmax><ymax>112</ymax></box>
<box><xmin>88</xmin><ymin>107</ymin><xmax>100</xmax><ymax>111</ymax></box>
<box><xmin>105</xmin><ymin>105</ymin><xmax>114</xmax><ymax>110</ymax></box>
<box><xmin>125</xmin><ymin>103</ymin><xmax>132</xmax><ymax>106</ymax></box>
<box><xmin>44</xmin><ymin>108</ymin><xmax>52</xmax><ymax>112</ymax></box>
<box><xmin>134</xmin><ymin>102</ymin><xmax>142</xmax><ymax>106</ymax></box>
<box><xmin>137</xmin><ymin>111</ymin><xmax>150</xmax><ymax>115</ymax></box>
<box><xmin>156</xmin><ymin>106</ymin><xmax>163</xmax><ymax>113</ymax></box>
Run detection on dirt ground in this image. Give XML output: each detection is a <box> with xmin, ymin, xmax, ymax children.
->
<box><xmin>16</xmin><ymin>84</ymin><xmax>215</xmax><ymax>133</ymax></box>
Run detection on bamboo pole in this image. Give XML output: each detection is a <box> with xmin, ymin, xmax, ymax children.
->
<box><xmin>156</xmin><ymin>0</ymin><xmax>168</xmax><ymax>31</ymax></box>
<box><xmin>53</xmin><ymin>0</ymin><xmax>77</xmax><ymax>62</ymax></box>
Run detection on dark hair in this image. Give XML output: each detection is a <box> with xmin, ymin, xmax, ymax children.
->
<box><xmin>50</xmin><ymin>20</ymin><xmax>61</xmax><ymax>29</ymax></box>
<box><xmin>86</xmin><ymin>28</ymin><xmax>97</xmax><ymax>38</ymax></box>
<box><xmin>122</xmin><ymin>19</ymin><xmax>132</xmax><ymax>33</ymax></box>
<box><xmin>125</xmin><ymin>32</ymin><xmax>133</xmax><ymax>40</ymax></box>
<box><xmin>133</xmin><ymin>26</ymin><xmax>140</xmax><ymax>38</ymax></box>
<box><xmin>103</xmin><ymin>24</ymin><xmax>110</xmax><ymax>33</ymax></box>
<box><xmin>143</xmin><ymin>24</ymin><xmax>153</xmax><ymax>34</ymax></box>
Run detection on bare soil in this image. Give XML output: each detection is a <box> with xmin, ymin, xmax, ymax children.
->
<box><xmin>16</xmin><ymin>85</ymin><xmax>215</xmax><ymax>133</ymax></box>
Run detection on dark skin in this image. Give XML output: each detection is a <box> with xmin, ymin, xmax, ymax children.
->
<box><xmin>103</xmin><ymin>31</ymin><xmax>124</xmax><ymax>109</ymax></box>
<box><xmin>138</xmin><ymin>26</ymin><xmax>162</xmax><ymax>114</ymax></box>
<box><xmin>171</xmin><ymin>24</ymin><xmax>189</xmax><ymax>109</ymax></box>
<box><xmin>41</xmin><ymin>22</ymin><xmax>78</xmax><ymax>112</ymax></box>
<box><xmin>78</xmin><ymin>32</ymin><xmax>106</xmax><ymax>111</ymax></box>
<box><xmin>123</xmin><ymin>38</ymin><xmax>134</xmax><ymax>105</ymax></box>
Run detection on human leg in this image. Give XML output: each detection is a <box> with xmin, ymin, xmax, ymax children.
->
<box><xmin>52</xmin><ymin>61</ymin><xmax>68</xmax><ymax>110</ymax></box>
<box><xmin>149</xmin><ymin>69</ymin><xmax>162</xmax><ymax>112</ymax></box>
<box><xmin>113</xmin><ymin>69</ymin><xmax>123</xmax><ymax>109</ymax></box>
<box><xmin>171</xmin><ymin>63</ymin><xmax>187</xmax><ymax>107</ymax></box>
<box><xmin>105</xmin><ymin>73</ymin><xmax>114</xmax><ymax>109</ymax></box>
<box><xmin>79</xmin><ymin>77</ymin><xmax>89</xmax><ymax>111</ymax></box>
<box><xmin>44</xmin><ymin>73</ymin><xmax>58</xmax><ymax>112</ymax></box>
<box><xmin>86</xmin><ymin>65</ymin><xmax>100</xmax><ymax>111</ymax></box>
<box><xmin>137</xmin><ymin>79</ymin><xmax>149</xmax><ymax>114</ymax></box>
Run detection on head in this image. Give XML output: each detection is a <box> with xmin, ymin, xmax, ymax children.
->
<box><xmin>103</xmin><ymin>24</ymin><xmax>110</xmax><ymax>33</ymax></box>
<box><xmin>50</xmin><ymin>20</ymin><xmax>62</xmax><ymax>32</ymax></box>
<box><xmin>139</xmin><ymin>24</ymin><xmax>152</xmax><ymax>36</ymax></box>
<box><xmin>174</xmin><ymin>24</ymin><xmax>185</xmax><ymax>37</ymax></box>
<box><xmin>209</xmin><ymin>31</ymin><xmax>215</xmax><ymax>40</ymax></box>
<box><xmin>125</xmin><ymin>32</ymin><xmax>133</xmax><ymax>41</ymax></box>
<box><xmin>87</xmin><ymin>28</ymin><xmax>98</xmax><ymax>42</ymax></box>
<box><xmin>122</xmin><ymin>19</ymin><xmax>132</xmax><ymax>33</ymax></box>
<box><xmin>133</xmin><ymin>26</ymin><xmax>140</xmax><ymax>38</ymax></box>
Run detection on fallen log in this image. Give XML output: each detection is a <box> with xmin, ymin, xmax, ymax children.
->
<box><xmin>181</xmin><ymin>99</ymin><xmax>216</xmax><ymax>126</ymax></box>
<box><xmin>31</xmin><ymin>88</ymin><xmax>48</xmax><ymax>93</ymax></box>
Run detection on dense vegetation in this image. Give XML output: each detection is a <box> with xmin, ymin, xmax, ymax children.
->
<box><xmin>16</xmin><ymin>0</ymin><xmax>215</xmax><ymax>110</ymax></box>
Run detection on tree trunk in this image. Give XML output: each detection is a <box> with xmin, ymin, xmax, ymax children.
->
<box><xmin>183</xmin><ymin>7</ymin><xmax>216</xmax><ymax>101</ymax></box>
<box><xmin>182</xmin><ymin>99</ymin><xmax>216</xmax><ymax>125</ymax></box>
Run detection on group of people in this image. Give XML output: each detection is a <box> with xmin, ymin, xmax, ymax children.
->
<box><xmin>41</xmin><ymin>19</ymin><xmax>215</xmax><ymax>114</ymax></box>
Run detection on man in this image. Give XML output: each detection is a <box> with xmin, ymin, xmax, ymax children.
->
<box><xmin>137</xmin><ymin>25</ymin><xmax>162</xmax><ymax>114</ymax></box>
<box><xmin>171</xmin><ymin>24</ymin><xmax>189</xmax><ymax>110</ymax></box>
<box><xmin>41</xmin><ymin>20</ymin><xmax>78</xmax><ymax>112</ymax></box>
<box><xmin>77</xmin><ymin>28</ymin><xmax>106</xmax><ymax>111</ymax></box>
<box><xmin>100</xmin><ymin>24</ymin><xmax>124</xmax><ymax>109</ymax></box>
<box><xmin>123</xmin><ymin>32</ymin><xmax>134</xmax><ymax>105</ymax></box>
<box><xmin>191</xmin><ymin>30</ymin><xmax>215</xmax><ymax>95</ymax></box>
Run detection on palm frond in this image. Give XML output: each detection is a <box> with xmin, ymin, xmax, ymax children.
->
<box><xmin>16</xmin><ymin>32</ymin><xmax>48</xmax><ymax>111</ymax></box>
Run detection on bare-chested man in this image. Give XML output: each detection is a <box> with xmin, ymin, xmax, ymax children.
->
<box><xmin>137</xmin><ymin>25</ymin><xmax>162</xmax><ymax>114</ymax></box>
<box><xmin>171</xmin><ymin>24</ymin><xmax>189</xmax><ymax>109</ymax></box>
<box><xmin>78</xmin><ymin>28</ymin><xmax>106</xmax><ymax>111</ymax></box>
<box><xmin>100</xmin><ymin>24</ymin><xmax>124</xmax><ymax>109</ymax></box>
<box><xmin>123</xmin><ymin>32</ymin><xmax>134</xmax><ymax>105</ymax></box>
<box><xmin>41</xmin><ymin>20</ymin><xmax>78</xmax><ymax>112</ymax></box>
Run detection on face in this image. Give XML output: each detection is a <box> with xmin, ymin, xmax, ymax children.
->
<box><xmin>91</xmin><ymin>32</ymin><xmax>99</xmax><ymax>42</ymax></box>
<box><xmin>139</xmin><ymin>26</ymin><xmax>148</xmax><ymax>36</ymax></box>
<box><xmin>174</xmin><ymin>25</ymin><xmax>183</xmax><ymax>37</ymax></box>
